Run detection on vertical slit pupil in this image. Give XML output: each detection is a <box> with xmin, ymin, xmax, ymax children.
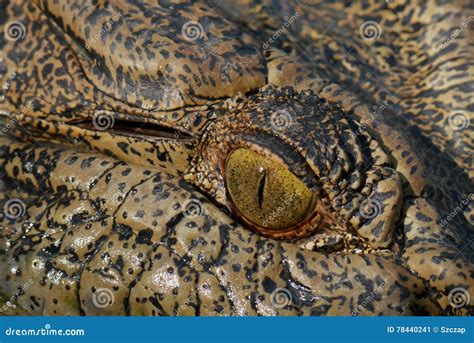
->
<box><xmin>257</xmin><ymin>170</ymin><xmax>266</xmax><ymax>209</ymax></box>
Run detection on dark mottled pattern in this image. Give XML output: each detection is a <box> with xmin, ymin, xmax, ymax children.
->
<box><xmin>0</xmin><ymin>139</ymin><xmax>441</xmax><ymax>315</ymax></box>
<box><xmin>0</xmin><ymin>0</ymin><xmax>472</xmax><ymax>316</ymax></box>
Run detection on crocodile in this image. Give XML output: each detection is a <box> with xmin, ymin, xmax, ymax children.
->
<box><xmin>0</xmin><ymin>0</ymin><xmax>472</xmax><ymax>316</ymax></box>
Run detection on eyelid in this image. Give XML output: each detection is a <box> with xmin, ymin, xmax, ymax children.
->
<box><xmin>224</xmin><ymin>138</ymin><xmax>315</xmax><ymax>189</ymax></box>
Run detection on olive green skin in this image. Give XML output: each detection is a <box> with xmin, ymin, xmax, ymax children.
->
<box><xmin>0</xmin><ymin>0</ymin><xmax>472</xmax><ymax>316</ymax></box>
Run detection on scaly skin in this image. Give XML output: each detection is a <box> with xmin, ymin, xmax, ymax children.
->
<box><xmin>0</xmin><ymin>0</ymin><xmax>472</xmax><ymax>315</ymax></box>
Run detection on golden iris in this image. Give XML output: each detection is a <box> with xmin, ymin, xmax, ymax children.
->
<box><xmin>225</xmin><ymin>148</ymin><xmax>313</xmax><ymax>230</ymax></box>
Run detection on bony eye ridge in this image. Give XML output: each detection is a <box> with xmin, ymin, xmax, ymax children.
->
<box><xmin>225</xmin><ymin>148</ymin><xmax>315</xmax><ymax>235</ymax></box>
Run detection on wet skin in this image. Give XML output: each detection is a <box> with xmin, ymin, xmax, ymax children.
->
<box><xmin>0</xmin><ymin>0</ymin><xmax>472</xmax><ymax>315</ymax></box>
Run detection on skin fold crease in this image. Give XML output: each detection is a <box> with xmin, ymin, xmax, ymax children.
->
<box><xmin>0</xmin><ymin>0</ymin><xmax>472</xmax><ymax>316</ymax></box>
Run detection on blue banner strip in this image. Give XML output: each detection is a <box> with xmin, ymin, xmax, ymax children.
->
<box><xmin>0</xmin><ymin>316</ymin><xmax>472</xmax><ymax>343</ymax></box>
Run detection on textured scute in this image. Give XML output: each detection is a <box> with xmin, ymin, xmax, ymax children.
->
<box><xmin>403</xmin><ymin>198</ymin><xmax>474</xmax><ymax>315</ymax></box>
<box><xmin>1</xmin><ymin>0</ymin><xmax>265</xmax><ymax>133</ymax></box>
<box><xmin>220</xmin><ymin>0</ymin><xmax>473</xmax><ymax>227</ymax></box>
<box><xmin>0</xmin><ymin>0</ymin><xmax>472</xmax><ymax>316</ymax></box>
<box><xmin>215</xmin><ymin>0</ymin><xmax>473</xmax><ymax>174</ymax></box>
<box><xmin>185</xmin><ymin>86</ymin><xmax>403</xmax><ymax>246</ymax></box>
<box><xmin>0</xmin><ymin>138</ymin><xmax>440</xmax><ymax>316</ymax></box>
<box><xmin>33</xmin><ymin>0</ymin><xmax>266</xmax><ymax>110</ymax></box>
<box><xmin>12</xmin><ymin>115</ymin><xmax>194</xmax><ymax>173</ymax></box>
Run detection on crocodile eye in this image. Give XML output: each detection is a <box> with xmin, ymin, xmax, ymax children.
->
<box><xmin>225</xmin><ymin>148</ymin><xmax>314</xmax><ymax>232</ymax></box>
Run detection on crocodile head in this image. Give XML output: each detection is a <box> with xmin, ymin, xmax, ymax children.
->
<box><xmin>0</xmin><ymin>0</ymin><xmax>472</xmax><ymax>316</ymax></box>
